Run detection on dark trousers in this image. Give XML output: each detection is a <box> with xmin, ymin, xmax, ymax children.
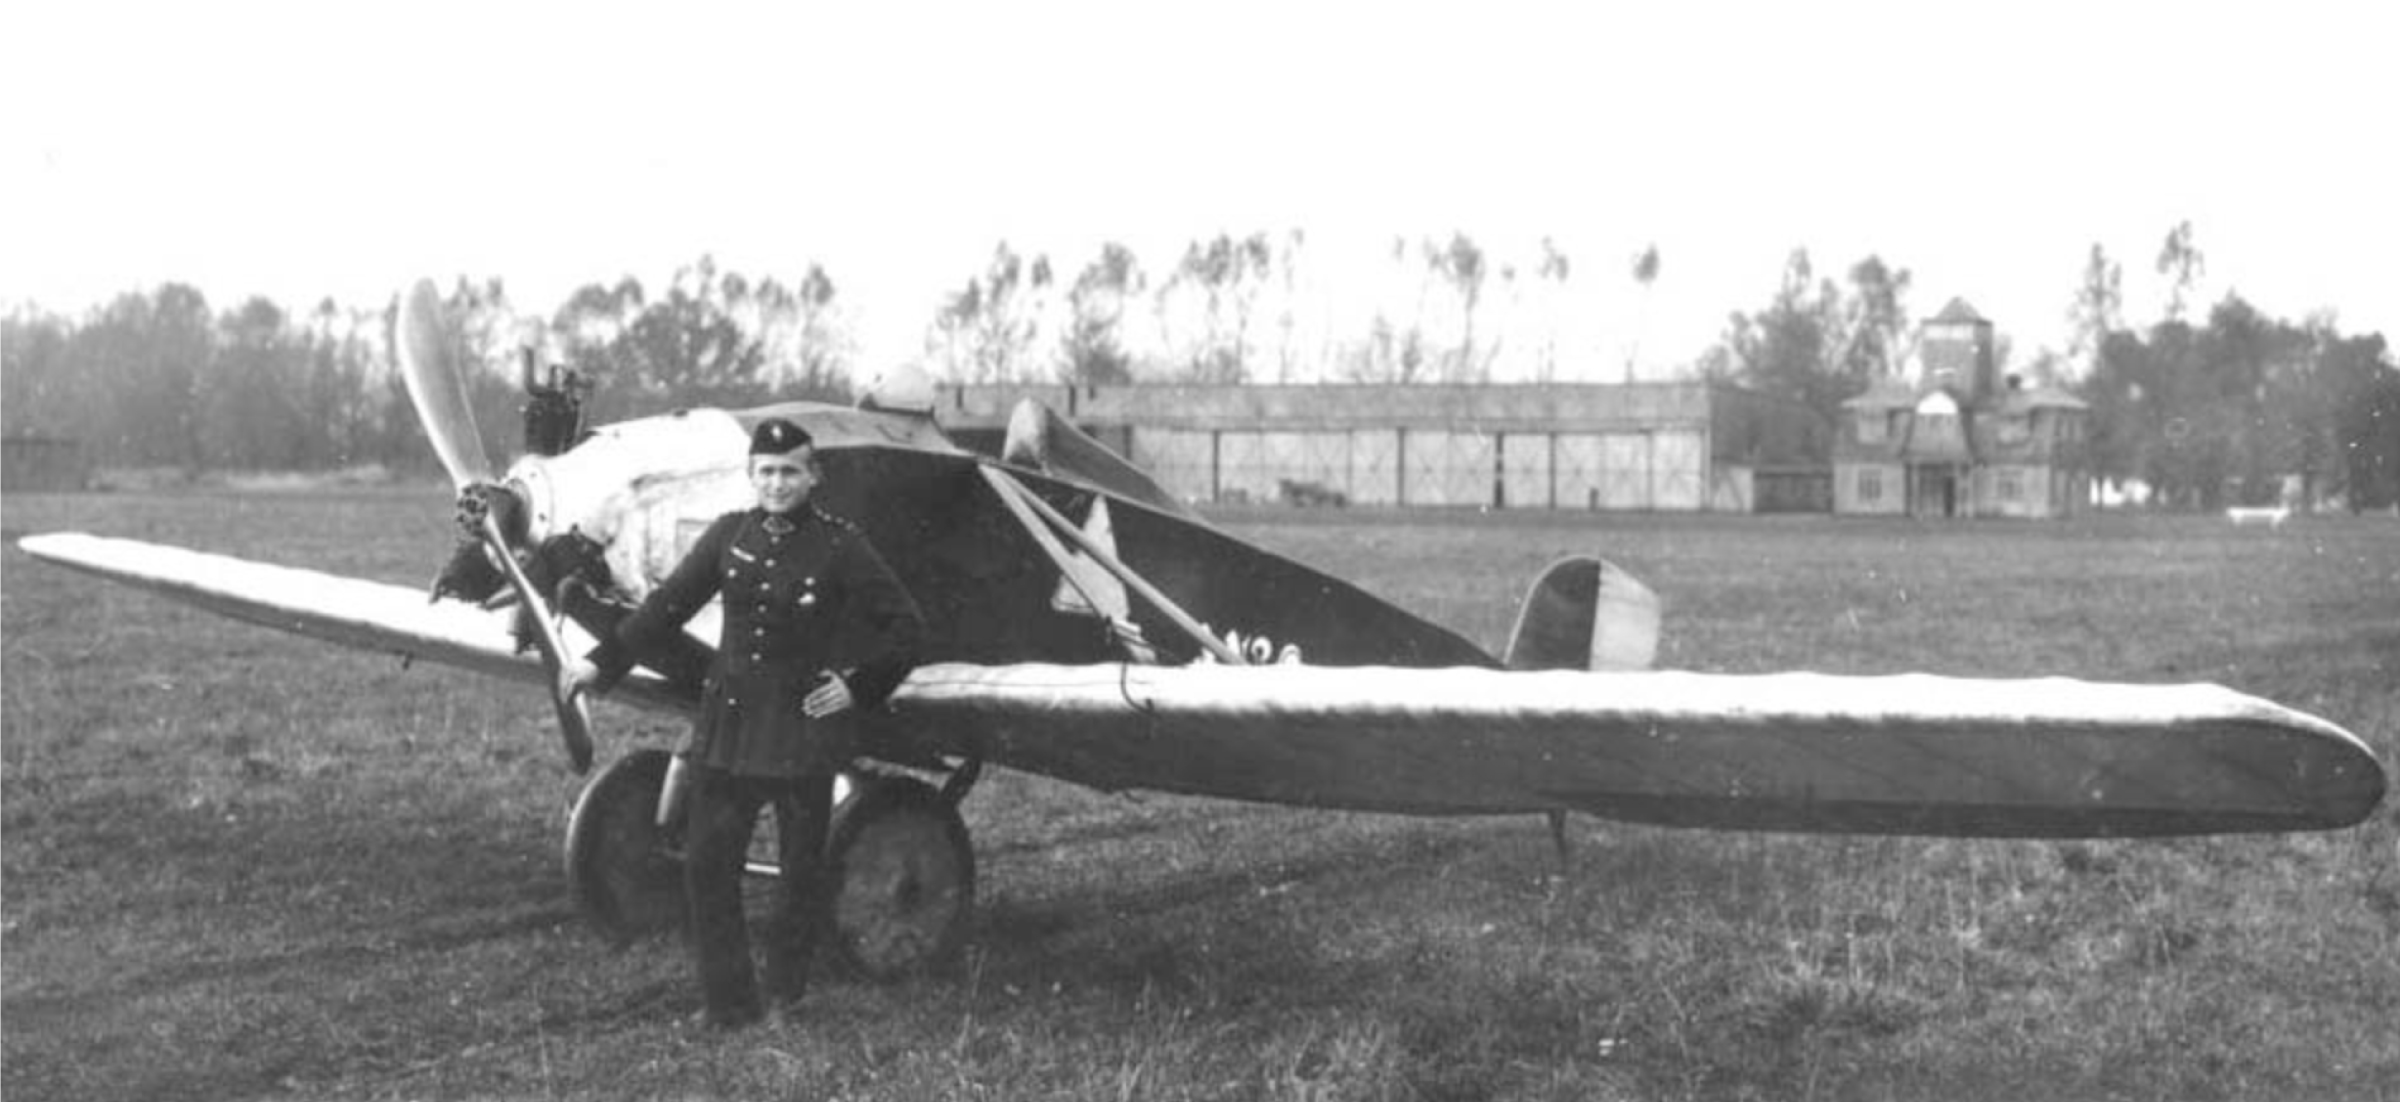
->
<box><xmin>682</xmin><ymin>766</ymin><xmax>836</xmax><ymax>1023</ymax></box>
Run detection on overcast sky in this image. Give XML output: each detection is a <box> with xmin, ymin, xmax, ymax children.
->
<box><xmin>5</xmin><ymin>0</ymin><xmax>2393</xmax><ymax>382</ymax></box>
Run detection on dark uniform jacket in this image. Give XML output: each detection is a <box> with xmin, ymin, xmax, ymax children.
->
<box><xmin>592</xmin><ymin>504</ymin><xmax>923</xmax><ymax>777</ymax></box>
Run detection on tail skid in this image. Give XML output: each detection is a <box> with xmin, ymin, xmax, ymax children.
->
<box><xmin>1505</xmin><ymin>557</ymin><xmax>1661</xmax><ymax>672</ymax></box>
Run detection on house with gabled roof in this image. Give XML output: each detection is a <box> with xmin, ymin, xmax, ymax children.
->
<box><xmin>1833</xmin><ymin>298</ymin><xmax>2091</xmax><ymax>518</ymax></box>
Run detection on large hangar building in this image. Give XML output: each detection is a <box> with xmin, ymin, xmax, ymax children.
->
<box><xmin>935</xmin><ymin>382</ymin><xmax>1830</xmax><ymax>512</ymax></box>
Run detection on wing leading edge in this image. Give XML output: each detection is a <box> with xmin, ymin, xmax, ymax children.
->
<box><xmin>16</xmin><ymin>533</ymin><xmax>691</xmax><ymax>717</ymax></box>
<box><xmin>18</xmin><ymin>532</ymin><xmax>2385</xmax><ymax>837</ymax></box>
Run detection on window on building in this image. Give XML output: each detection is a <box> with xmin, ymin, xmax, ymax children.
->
<box><xmin>1996</xmin><ymin>469</ymin><xmax>2022</xmax><ymax>502</ymax></box>
<box><xmin>1859</xmin><ymin>468</ymin><xmax>1883</xmax><ymax>503</ymax></box>
<box><xmin>1858</xmin><ymin>412</ymin><xmax>1886</xmax><ymax>444</ymax></box>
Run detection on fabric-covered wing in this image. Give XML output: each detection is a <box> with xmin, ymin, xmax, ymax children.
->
<box><xmin>16</xmin><ymin>533</ymin><xmax>690</xmax><ymax>716</ymax></box>
<box><xmin>15</xmin><ymin>531</ymin><xmax>2385</xmax><ymax>838</ymax></box>
<box><xmin>882</xmin><ymin>662</ymin><xmax>2386</xmax><ymax>837</ymax></box>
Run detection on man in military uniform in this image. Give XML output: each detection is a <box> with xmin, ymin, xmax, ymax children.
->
<box><xmin>567</xmin><ymin>417</ymin><xmax>923</xmax><ymax>1029</ymax></box>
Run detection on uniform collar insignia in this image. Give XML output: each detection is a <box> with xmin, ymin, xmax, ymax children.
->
<box><xmin>761</xmin><ymin>514</ymin><xmax>796</xmax><ymax>536</ymax></box>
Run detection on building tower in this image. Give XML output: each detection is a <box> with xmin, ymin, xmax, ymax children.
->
<box><xmin>1916</xmin><ymin>298</ymin><xmax>1996</xmax><ymax>399</ymax></box>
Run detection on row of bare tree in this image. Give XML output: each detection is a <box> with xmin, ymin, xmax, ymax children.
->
<box><xmin>928</xmin><ymin>232</ymin><xmax>1629</xmax><ymax>387</ymax></box>
<box><xmin>4</xmin><ymin>224</ymin><xmax>2393</xmax><ymax>508</ymax></box>
<box><xmin>0</xmin><ymin>232</ymin><xmax>1653</xmax><ymax>471</ymax></box>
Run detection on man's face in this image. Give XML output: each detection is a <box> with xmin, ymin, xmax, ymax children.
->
<box><xmin>750</xmin><ymin>447</ymin><xmax>819</xmax><ymax>514</ymax></box>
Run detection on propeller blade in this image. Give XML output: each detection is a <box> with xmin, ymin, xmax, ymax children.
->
<box><xmin>479</xmin><ymin>512</ymin><xmax>595</xmax><ymax>774</ymax></box>
<box><xmin>395</xmin><ymin>280</ymin><xmax>584</xmax><ymax>770</ymax></box>
<box><xmin>395</xmin><ymin>278</ymin><xmax>494</xmax><ymax>491</ymax></box>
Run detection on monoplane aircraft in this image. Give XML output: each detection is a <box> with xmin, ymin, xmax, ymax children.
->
<box><xmin>19</xmin><ymin>280</ymin><xmax>2387</xmax><ymax>979</ymax></box>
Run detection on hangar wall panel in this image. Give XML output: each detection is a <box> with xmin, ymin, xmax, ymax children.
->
<box><xmin>946</xmin><ymin>383</ymin><xmax>1831</xmax><ymax>513</ymax></box>
<box><xmin>1653</xmin><ymin>428</ymin><xmax>1706</xmax><ymax>511</ymax></box>
<box><xmin>1402</xmin><ymin>430</ymin><xmax>1495</xmax><ymax>507</ymax></box>
<box><xmin>1215</xmin><ymin>431</ymin><xmax>1275</xmax><ymax>503</ymax></box>
<box><xmin>1499</xmin><ymin>434</ymin><xmax>1553</xmax><ymax>509</ymax></box>
<box><xmin>1348</xmin><ymin>430</ymin><xmax>1400</xmax><ymax>505</ymax></box>
<box><xmin>1130</xmin><ymin>429</ymin><xmax>1214</xmax><ymax>504</ymax></box>
<box><xmin>1598</xmin><ymin>433</ymin><xmax>1651</xmax><ymax>509</ymax></box>
<box><xmin>1554</xmin><ymin>435</ymin><xmax>1608</xmax><ymax>510</ymax></box>
<box><xmin>1259</xmin><ymin>431</ymin><xmax>1348</xmax><ymax>497</ymax></box>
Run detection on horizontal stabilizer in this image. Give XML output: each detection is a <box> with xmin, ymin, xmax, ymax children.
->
<box><xmin>1505</xmin><ymin>557</ymin><xmax>1660</xmax><ymax>671</ymax></box>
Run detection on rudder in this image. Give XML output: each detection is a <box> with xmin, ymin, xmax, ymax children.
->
<box><xmin>1504</xmin><ymin>556</ymin><xmax>1660</xmax><ymax>671</ymax></box>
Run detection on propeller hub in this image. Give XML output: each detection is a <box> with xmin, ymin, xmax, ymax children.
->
<box><xmin>454</xmin><ymin>481</ymin><xmax>529</xmax><ymax>548</ymax></box>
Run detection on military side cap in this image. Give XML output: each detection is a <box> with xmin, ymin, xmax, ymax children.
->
<box><xmin>750</xmin><ymin>418</ymin><xmax>813</xmax><ymax>456</ymax></box>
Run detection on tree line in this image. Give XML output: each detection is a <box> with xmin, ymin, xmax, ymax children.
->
<box><xmin>929</xmin><ymin>231</ymin><xmax>1602</xmax><ymax>386</ymax></box>
<box><xmin>1</xmin><ymin>261</ymin><xmax>857</xmax><ymax>475</ymax></box>
<box><xmin>4</xmin><ymin>225</ymin><xmax>2394</xmax><ymax>508</ymax></box>
<box><xmin>0</xmin><ymin>232</ymin><xmax>1646</xmax><ymax>473</ymax></box>
<box><xmin>1694</xmin><ymin>226</ymin><xmax>2400</xmax><ymax>512</ymax></box>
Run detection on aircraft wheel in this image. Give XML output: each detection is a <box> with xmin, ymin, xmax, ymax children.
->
<box><xmin>564</xmin><ymin>749</ymin><xmax>684</xmax><ymax>944</ymax></box>
<box><xmin>830</xmin><ymin>776</ymin><xmax>975</xmax><ymax>981</ymax></box>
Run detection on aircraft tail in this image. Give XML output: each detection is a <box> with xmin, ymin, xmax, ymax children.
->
<box><xmin>1505</xmin><ymin>557</ymin><xmax>1661</xmax><ymax>672</ymax></box>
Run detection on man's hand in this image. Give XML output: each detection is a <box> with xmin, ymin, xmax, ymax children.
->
<box><xmin>803</xmin><ymin>672</ymin><xmax>854</xmax><ymax>719</ymax></box>
<box><xmin>560</xmin><ymin>657</ymin><xmax>601</xmax><ymax>703</ymax></box>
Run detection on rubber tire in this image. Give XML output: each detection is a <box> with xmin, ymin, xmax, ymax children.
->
<box><xmin>564</xmin><ymin>749</ymin><xmax>684</xmax><ymax>944</ymax></box>
<box><xmin>828</xmin><ymin>777</ymin><xmax>975</xmax><ymax>981</ymax></box>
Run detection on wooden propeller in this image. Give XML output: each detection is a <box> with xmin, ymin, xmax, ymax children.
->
<box><xmin>394</xmin><ymin>278</ymin><xmax>594</xmax><ymax>773</ymax></box>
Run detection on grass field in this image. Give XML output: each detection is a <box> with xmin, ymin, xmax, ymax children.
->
<box><xmin>4</xmin><ymin>489</ymin><xmax>2396</xmax><ymax>1101</ymax></box>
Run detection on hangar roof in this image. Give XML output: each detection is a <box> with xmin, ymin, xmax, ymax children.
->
<box><xmin>938</xmin><ymin>382</ymin><xmax>1735</xmax><ymax>432</ymax></box>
